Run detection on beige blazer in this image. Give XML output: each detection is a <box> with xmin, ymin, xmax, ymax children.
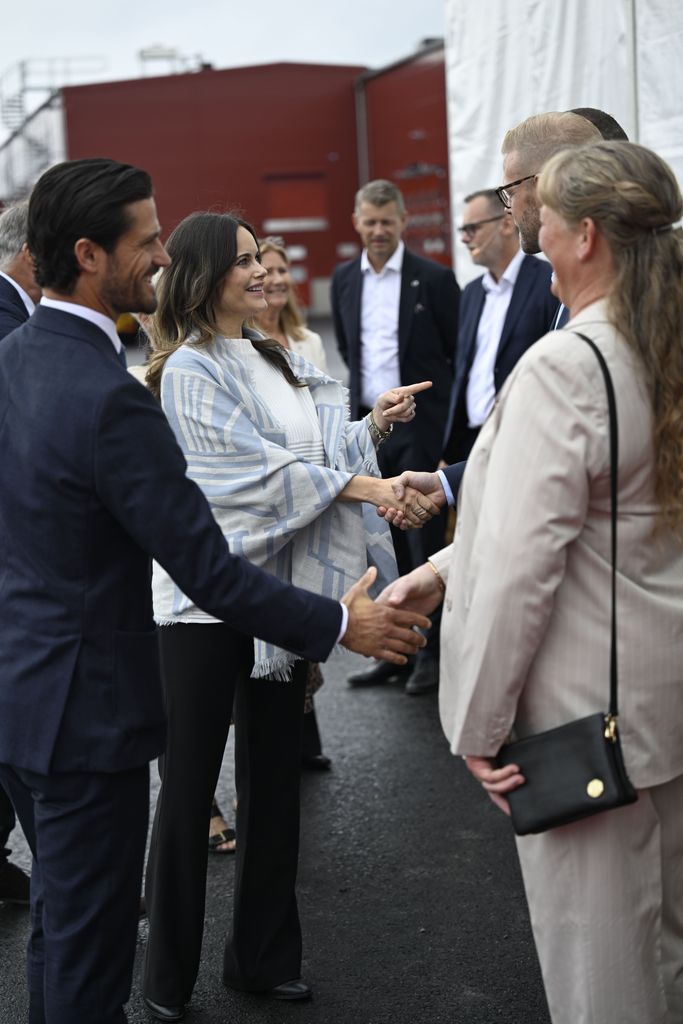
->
<box><xmin>436</xmin><ymin>299</ymin><xmax>683</xmax><ymax>789</ymax></box>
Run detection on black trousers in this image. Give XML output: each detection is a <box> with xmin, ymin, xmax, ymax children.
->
<box><xmin>0</xmin><ymin>780</ymin><xmax>16</xmax><ymax>860</ymax></box>
<box><xmin>143</xmin><ymin>624</ymin><xmax>307</xmax><ymax>1004</ymax></box>
<box><xmin>0</xmin><ymin>761</ymin><xmax>148</xmax><ymax>1024</ymax></box>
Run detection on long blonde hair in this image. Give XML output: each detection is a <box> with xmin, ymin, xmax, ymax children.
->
<box><xmin>256</xmin><ymin>237</ymin><xmax>308</xmax><ymax>343</ymax></box>
<box><xmin>538</xmin><ymin>140</ymin><xmax>683</xmax><ymax>533</ymax></box>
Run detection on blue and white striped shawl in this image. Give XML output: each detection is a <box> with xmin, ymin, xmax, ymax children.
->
<box><xmin>152</xmin><ymin>334</ymin><xmax>398</xmax><ymax>679</ymax></box>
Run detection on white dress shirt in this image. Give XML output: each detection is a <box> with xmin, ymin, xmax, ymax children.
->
<box><xmin>359</xmin><ymin>240</ymin><xmax>404</xmax><ymax>409</ymax></box>
<box><xmin>466</xmin><ymin>248</ymin><xmax>524</xmax><ymax>427</ymax></box>
<box><xmin>40</xmin><ymin>297</ymin><xmax>124</xmax><ymax>355</ymax></box>
<box><xmin>0</xmin><ymin>271</ymin><xmax>35</xmax><ymax>316</ymax></box>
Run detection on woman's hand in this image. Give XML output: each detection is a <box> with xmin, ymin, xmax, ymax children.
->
<box><xmin>377</xmin><ymin>561</ymin><xmax>445</xmax><ymax>617</ymax></box>
<box><xmin>377</xmin><ymin>478</ymin><xmax>441</xmax><ymax>528</ymax></box>
<box><xmin>338</xmin><ymin>475</ymin><xmax>441</xmax><ymax>528</ymax></box>
<box><xmin>464</xmin><ymin>756</ymin><xmax>525</xmax><ymax>816</ymax></box>
<box><xmin>372</xmin><ymin>381</ymin><xmax>433</xmax><ymax>431</ymax></box>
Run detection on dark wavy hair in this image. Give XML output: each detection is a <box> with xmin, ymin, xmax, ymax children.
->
<box><xmin>146</xmin><ymin>211</ymin><xmax>303</xmax><ymax>399</ymax></box>
<box><xmin>27</xmin><ymin>158</ymin><xmax>153</xmax><ymax>293</ymax></box>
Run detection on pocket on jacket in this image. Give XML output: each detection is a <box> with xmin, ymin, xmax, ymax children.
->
<box><xmin>112</xmin><ymin>629</ymin><xmax>165</xmax><ymax>731</ymax></box>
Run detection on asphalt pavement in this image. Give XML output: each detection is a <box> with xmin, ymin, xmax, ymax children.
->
<box><xmin>0</xmin><ymin>650</ymin><xmax>550</xmax><ymax>1024</ymax></box>
<box><xmin>0</xmin><ymin>319</ymin><xmax>551</xmax><ymax>1023</ymax></box>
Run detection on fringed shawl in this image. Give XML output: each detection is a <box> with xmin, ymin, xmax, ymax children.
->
<box><xmin>152</xmin><ymin>333</ymin><xmax>397</xmax><ymax>678</ymax></box>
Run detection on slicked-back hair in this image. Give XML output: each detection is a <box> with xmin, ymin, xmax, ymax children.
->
<box><xmin>0</xmin><ymin>200</ymin><xmax>30</xmax><ymax>269</ymax></box>
<box><xmin>27</xmin><ymin>158</ymin><xmax>153</xmax><ymax>293</ymax></box>
<box><xmin>354</xmin><ymin>179</ymin><xmax>406</xmax><ymax>216</ymax></box>
<box><xmin>569</xmin><ymin>107</ymin><xmax>629</xmax><ymax>141</ymax></box>
<box><xmin>146</xmin><ymin>212</ymin><xmax>304</xmax><ymax>399</ymax></box>
<box><xmin>501</xmin><ymin>112</ymin><xmax>601</xmax><ymax>173</ymax></box>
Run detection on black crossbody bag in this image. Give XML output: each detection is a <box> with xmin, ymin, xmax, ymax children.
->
<box><xmin>495</xmin><ymin>332</ymin><xmax>638</xmax><ymax>835</ymax></box>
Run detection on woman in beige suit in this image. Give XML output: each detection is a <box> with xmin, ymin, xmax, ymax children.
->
<box><xmin>382</xmin><ymin>141</ymin><xmax>683</xmax><ymax>1024</ymax></box>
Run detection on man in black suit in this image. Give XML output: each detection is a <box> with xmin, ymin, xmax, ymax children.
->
<box><xmin>0</xmin><ymin>158</ymin><xmax>429</xmax><ymax>1024</ymax></box>
<box><xmin>442</xmin><ymin>188</ymin><xmax>558</xmax><ymax>469</ymax></box>
<box><xmin>0</xmin><ymin>199</ymin><xmax>40</xmax><ymax>340</ymax></box>
<box><xmin>332</xmin><ymin>179</ymin><xmax>459</xmax><ymax>693</ymax></box>
<box><xmin>0</xmin><ymin>198</ymin><xmax>38</xmax><ymax>909</ymax></box>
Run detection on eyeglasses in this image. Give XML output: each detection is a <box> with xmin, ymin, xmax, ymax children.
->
<box><xmin>495</xmin><ymin>174</ymin><xmax>538</xmax><ymax>209</ymax></box>
<box><xmin>458</xmin><ymin>215</ymin><xmax>505</xmax><ymax>238</ymax></box>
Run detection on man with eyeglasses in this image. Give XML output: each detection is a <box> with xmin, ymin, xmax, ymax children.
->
<box><xmin>441</xmin><ymin>188</ymin><xmax>558</xmax><ymax>468</ymax></box>
<box><xmin>380</xmin><ymin>110</ymin><xmax>619</xmax><ymax>507</ymax></box>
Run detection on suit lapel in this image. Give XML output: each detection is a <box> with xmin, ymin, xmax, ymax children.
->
<box><xmin>496</xmin><ymin>255</ymin><xmax>536</xmax><ymax>361</ymax></box>
<box><xmin>345</xmin><ymin>262</ymin><xmax>363</xmax><ymax>363</ymax></box>
<box><xmin>461</xmin><ymin>285</ymin><xmax>486</xmax><ymax>375</ymax></box>
<box><xmin>0</xmin><ymin>275</ymin><xmax>28</xmax><ymax>316</ymax></box>
<box><xmin>442</xmin><ymin>283</ymin><xmax>485</xmax><ymax>448</ymax></box>
<box><xmin>398</xmin><ymin>251</ymin><xmax>420</xmax><ymax>364</ymax></box>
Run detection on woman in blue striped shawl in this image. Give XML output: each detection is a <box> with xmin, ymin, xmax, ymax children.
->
<box><xmin>141</xmin><ymin>211</ymin><xmax>435</xmax><ymax>1016</ymax></box>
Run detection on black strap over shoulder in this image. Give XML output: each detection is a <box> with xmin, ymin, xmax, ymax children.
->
<box><xmin>572</xmin><ymin>331</ymin><xmax>619</xmax><ymax>718</ymax></box>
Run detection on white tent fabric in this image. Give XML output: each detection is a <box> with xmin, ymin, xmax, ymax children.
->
<box><xmin>444</xmin><ymin>0</ymin><xmax>682</xmax><ymax>283</ymax></box>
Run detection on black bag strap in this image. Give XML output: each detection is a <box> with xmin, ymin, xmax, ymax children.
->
<box><xmin>572</xmin><ymin>332</ymin><xmax>618</xmax><ymax>717</ymax></box>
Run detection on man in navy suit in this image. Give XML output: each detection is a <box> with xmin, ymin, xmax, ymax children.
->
<box><xmin>0</xmin><ymin>198</ymin><xmax>39</xmax><ymax>909</ymax></box>
<box><xmin>442</xmin><ymin>188</ymin><xmax>558</xmax><ymax>471</ymax></box>
<box><xmin>0</xmin><ymin>158</ymin><xmax>429</xmax><ymax>1024</ymax></box>
<box><xmin>382</xmin><ymin>112</ymin><xmax>604</xmax><ymax>511</ymax></box>
<box><xmin>0</xmin><ymin>199</ymin><xmax>40</xmax><ymax>340</ymax></box>
<box><xmin>332</xmin><ymin>179</ymin><xmax>459</xmax><ymax>692</ymax></box>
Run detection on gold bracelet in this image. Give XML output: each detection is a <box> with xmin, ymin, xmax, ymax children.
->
<box><xmin>427</xmin><ymin>560</ymin><xmax>446</xmax><ymax>594</ymax></box>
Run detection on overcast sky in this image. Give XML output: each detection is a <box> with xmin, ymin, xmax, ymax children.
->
<box><xmin>1</xmin><ymin>0</ymin><xmax>445</xmax><ymax>138</ymax></box>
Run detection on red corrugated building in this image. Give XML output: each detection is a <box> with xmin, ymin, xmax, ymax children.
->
<box><xmin>0</xmin><ymin>43</ymin><xmax>450</xmax><ymax>311</ymax></box>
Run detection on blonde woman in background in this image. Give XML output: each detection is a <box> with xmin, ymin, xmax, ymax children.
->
<box><xmin>253</xmin><ymin>236</ymin><xmax>327</xmax><ymax>371</ymax></box>
<box><xmin>252</xmin><ymin>237</ymin><xmax>333</xmax><ymax>777</ymax></box>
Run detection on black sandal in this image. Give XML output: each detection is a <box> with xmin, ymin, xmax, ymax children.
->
<box><xmin>209</xmin><ymin>798</ymin><xmax>236</xmax><ymax>854</ymax></box>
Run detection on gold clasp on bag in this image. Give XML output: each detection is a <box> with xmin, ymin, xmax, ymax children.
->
<box><xmin>587</xmin><ymin>779</ymin><xmax>605</xmax><ymax>798</ymax></box>
<box><xmin>604</xmin><ymin>714</ymin><xmax>618</xmax><ymax>743</ymax></box>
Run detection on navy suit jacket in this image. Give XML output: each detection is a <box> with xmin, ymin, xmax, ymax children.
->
<box><xmin>332</xmin><ymin>248</ymin><xmax>459</xmax><ymax>468</ymax></box>
<box><xmin>0</xmin><ymin>274</ymin><xmax>30</xmax><ymax>340</ymax></box>
<box><xmin>441</xmin><ymin>255</ymin><xmax>559</xmax><ymax>498</ymax></box>
<box><xmin>0</xmin><ymin>306</ymin><xmax>342</xmax><ymax>775</ymax></box>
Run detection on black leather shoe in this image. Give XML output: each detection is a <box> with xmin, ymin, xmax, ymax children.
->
<box><xmin>143</xmin><ymin>997</ymin><xmax>186</xmax><ymax>1021</ymax></box>
<box><xmin>404</xmin><ymin>658</ymin><xmax>439</xmax><ymax>695</ymax></box>
<box><xmin>302</xmin><ymin>753</ymin><xmax>332</xmax><ymax>772</ymax></box>
<box><xmin>0</xmin><ymin>860</ymin><xmax>30</xmax><ymax>905</ymax></box>
<box><xmin>347</xmin><ymin>659</ymin><xmax>414</xmax><ymax>687</ymax></box>
<box><xmin>270</xmin><ymin>979</ymin><xmax>312</xmax><ymax>1001</ymax></box>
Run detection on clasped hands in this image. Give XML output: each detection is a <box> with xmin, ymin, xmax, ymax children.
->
<box><xmin>377</xmin><ymin>469</ymin><xmax>447</xmax><ymax>532</ymax></box>
<box><xmin>368</xmin><ymin>383</ymin><xmax>446</xmax><ymax>531</ymax></box>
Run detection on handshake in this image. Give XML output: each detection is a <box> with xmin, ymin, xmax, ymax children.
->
<box><xmin>376</xmin><ymin>470</ymin><xmax>448</xmax><ymax>531</ymax></box>
<box><xmin>339</xmin><ymin>470</ymin><xmax>450</xmax><ymax>665</ymax></box>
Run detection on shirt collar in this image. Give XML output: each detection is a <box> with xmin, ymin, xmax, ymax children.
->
<box><xmin>0</xmin><ymin>271</ymin><xmax>35</xmax><ymax>316</ymax></box>
<box><xmin>481</xmin><ymin>247</ymin><xmax>525</xmax><ymax>294</ymax></box>
<box><xmin>40</xmin><ymin>297</ymin><xmax>123</xmax><ymax>352</ymax></box>
<box><xmin>361</xmin><ymin>240</ymin><xmax>405</xmax><ymax>276</ymax></box>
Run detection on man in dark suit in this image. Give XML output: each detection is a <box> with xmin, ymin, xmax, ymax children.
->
<box><xmin>379</xmin><ymin>111</ymin><xmax>627</xmax><ymax>520</ymax></box>
<box><xmin>442</xmin><ymin>188</ymin><xmax>558</xmax><ymax>470</ymax></box>
<box><xmin>0</xmin><ymin>199</ymin><xmax>40</xmax><ymax>340</ymax></box>
<box><xmin>0</xmin><ymin>158</ymin><xmax>429</xmax><ymax>1024</ymax></box>
<box><xmin>0</xmin><ymin>198</ymin><xmax>38</xmax><ymax>909</ymax></box>
<box><xmin>332</xmin><ymin>179</ymin><xmax>459</xmax><ymax>693</ymax></box>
